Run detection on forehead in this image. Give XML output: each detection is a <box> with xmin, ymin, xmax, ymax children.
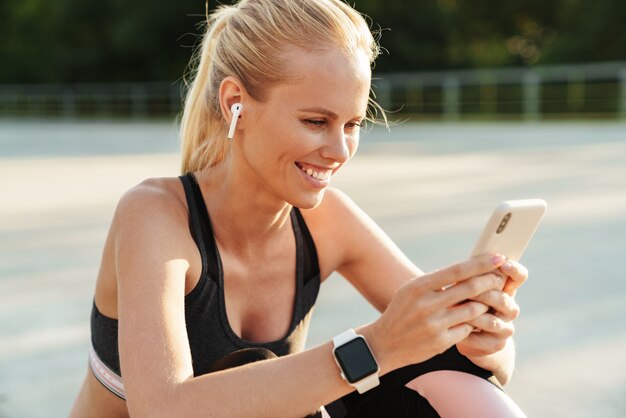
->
<box><xmin>267</xmin><ymin>46</ymin><xmax>372</xmax><ymax>114</ymax></box>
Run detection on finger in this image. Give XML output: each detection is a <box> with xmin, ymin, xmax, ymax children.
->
<box><xmin>460</xmin><ymin>331</ymin><xmax>510</xmax><ymax>356</ymax></box>
<box><xmin>466</xmin><ymin>313</ymin><xmax>515</xmax><ymax>336</ymax></box>
<box><xmin>500</xmin><ymin>260</ymin><xmax>528</xmax><ymax>282</ymax></box>
<box><xmin>499</xmin><ymin>260</ymin><xmax>528</xmax><ymax>295</ymax></box>
<box><xmin>446</xmin><ymin>323</ymin><xmax>476</xmax><ymax>345</ymax></box>
<box><xmin>471</xmin><ymin>290</ymin><xmax>520</xmax><ymax>321</ymax></box>
<box><xmin>444</xmin><ymin>301</ymin><xmax>489</xmax><ymax>328</ymax></box>
<box><xmin>427</xmin><ymin>254</ymin><xmax>506</xmax><ymax>291</ymax></box>
<box><xmin>437</xmin><ymin>273</ymin><xmax>505</xmax><ymax>307</ymax></box>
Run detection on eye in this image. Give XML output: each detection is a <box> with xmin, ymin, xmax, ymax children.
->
<box><xmin>304</xmin><ymin>119</ymin><xmax>327</xmax><ymax>127</ymax></box>
<box><xmin>344</xmin><ymin>121</ymin><xmax>363</xmax><ymax>133</ymax></box>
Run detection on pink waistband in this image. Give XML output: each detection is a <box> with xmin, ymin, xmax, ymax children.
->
<box><xmin>89</xmin><ymin>342</ymin><xmax>126</xmax><ymax>400</ymax></box>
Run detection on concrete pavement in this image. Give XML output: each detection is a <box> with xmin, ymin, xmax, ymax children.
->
<box><xmin>1</xmin><ymin>119</ymin><xmax>625</xmax><ymax>417</ymax></box>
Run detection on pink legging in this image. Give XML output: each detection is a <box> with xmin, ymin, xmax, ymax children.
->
<box><xmin>326</xmin><ymin>346</ymin><xmax>527</xmax><ymax>417</ymax></box>
<box><xmin>406</xmin><ymin>370</ymin><xmax>527</xmax><ymax>417</ymax></box>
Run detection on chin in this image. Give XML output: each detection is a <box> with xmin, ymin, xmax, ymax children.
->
<box><xmin>291</xmin><ymin>189</ymin><xmax>326</xmax><ymax>210</ymax></box>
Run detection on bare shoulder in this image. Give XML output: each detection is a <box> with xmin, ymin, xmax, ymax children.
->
<box><xmin>300</xmin><ymin>187</ymin><xmax>359</xmax><ymax>239</ymax></box>
<box><xmin>94</xmin><ymin>176</ymin><xmax>194</xmax><ymax>316</ymax></box>
<box><xmin>114</xmin><ymin>177</ymin><xmax>187</xmax><ymax>223</ymax></box>
<box><xmin>300</xmin><ymin>187</ymin><xmax>376</xmax><ymax>277</ymax></box>
<box><xmin>302</xmin><ymin>190</ymin><xmax>419</xmax><ymax>310</ymax></box>
<box><xmin>109</xmin><ymin>176</ymin><xmax>190</xmax><ymax>241</ymax></box>
<box><xmin>110</xmin><ymin>176</ymin><xmax>193</xmax><ymax>266</ymax></box>
<box><xmin>303</xmin><ymin>187</ymin><xmax>359</xmax><ymax>219</ymax></box>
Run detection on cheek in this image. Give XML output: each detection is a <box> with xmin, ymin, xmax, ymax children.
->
<box><xmin>248</xmin><ymin>117</ymin><xmax>286</xmax><ymax>155</ymax></box>
<box><xmin>250</xmin><ymin>123</ymin><xmax>305</xmax><ymax>166</ymax></box>
<box><xmin>274</xmin><ymin>123</ymin><xmax>321</xmax><ymax>154</ymax></box>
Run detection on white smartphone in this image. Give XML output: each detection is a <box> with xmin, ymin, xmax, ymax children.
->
<box><xmin>470</xmin><ymin>199</ymin><xmax>547</xmax><ymax>261</ymax></box>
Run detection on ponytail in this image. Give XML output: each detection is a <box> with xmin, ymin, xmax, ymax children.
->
<box><xmin>180</xmin><ymin>6</ymin><xmax>237</xmax><ymax>174</ymax></box>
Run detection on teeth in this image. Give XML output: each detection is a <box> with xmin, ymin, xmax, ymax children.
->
<box><xmin>298</xmin><ymin>164</ymin><xmax>330</xmax><ymax>181</ymax></box>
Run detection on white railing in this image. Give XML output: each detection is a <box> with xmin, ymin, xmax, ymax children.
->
<box><xmin>0</xmin><ymin>82</ymin><xmax>182</xmax><ymax>119</ymax></box>
<box><xmin>1</xmin><ymin>61</ymin><xmax>625</xmax><ymax>119</ymax></box>
<box><xmin>374</xmin><ymin>61</ymin><xmax>626</xmax><ymax>120</ymax></box>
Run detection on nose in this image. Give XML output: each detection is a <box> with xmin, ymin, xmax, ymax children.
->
<box><xmin>320</xmin><ymin>129</ymin><xmax>357</xmax><ymax>164</ymax></box>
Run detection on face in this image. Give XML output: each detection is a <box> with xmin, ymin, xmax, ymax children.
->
<box><xmin>235</xmin><ymin>46</ymin><xmax>371</xmax><ymax>209</ymax></box>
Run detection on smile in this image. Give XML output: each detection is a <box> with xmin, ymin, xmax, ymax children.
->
<box><xmin>295</xmin><ymin>162</ymin><xmax>332</xmax><ymax>181</ymax></box>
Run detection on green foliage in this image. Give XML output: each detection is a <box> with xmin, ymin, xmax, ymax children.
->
<box><xmin>541</xmin><ymin>0</ymin><xmax>626</xmax><ymax>63</ymax></box>
<box><xmin>356</xmin><ymin>0</ymin><xmax>625</xmax><ymax>72</ymax></box>
<box><xmin>0</xmin><ymin>0</ymin><xmax>205</xmax><ymax>83</ymax></box>
<box><xmin>1</xmin><ymin>0</ymin><xmax>624</xmax><ymax>83</ymax></box>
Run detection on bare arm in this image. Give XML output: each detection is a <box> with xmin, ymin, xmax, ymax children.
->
<box><xmin>115</xmin><ymin>183</ymin><xmax>506</xmax><ymax>418</ymax></box>
<box><xmin>303</xmin><ymin>188</ymin><xmax>423</xmax><ymax>311</ymax></box>
<box><xmin>305</xmin><ymin>189</ymin><xmax>523</xmax><ymax>382</ymax></box>
<box><xmin>114</xmin><ymin>183</ymin><xmax>360</xmax><ymax>417</ymax></box>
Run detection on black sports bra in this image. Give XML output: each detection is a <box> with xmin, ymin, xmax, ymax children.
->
<box><xmin>90</xmin><ymin>172</ymin><xmax>321</xmax><ymax>382</ymax></box>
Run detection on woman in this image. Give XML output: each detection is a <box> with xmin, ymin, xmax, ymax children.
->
<box><xmin>70</xmin><ymin>0</ymin><xmax>527</xmax><ymax>416</ymax></box>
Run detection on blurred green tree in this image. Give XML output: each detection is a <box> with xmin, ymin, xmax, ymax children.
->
<box><xmin>0</xmin><ymin>0</ymin><xmax>624</xmax><ymax>83</ymax></box>
<box><xmin>0</xmin><ymin>0</ymin><xmax>205</xmax><ymax>83</ymax></box>
<box><xmin>357</xmin><ymin>0</ymin><xmax>624</xmax><ymax>71</ymax></box>
<box><xmin>540</xmin><ymin>0</ymin><xmax>626</xmax><ymax>63</ymax></box>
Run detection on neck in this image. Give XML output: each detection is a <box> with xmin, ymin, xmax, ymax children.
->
<box><xmin>194</xmin><ymin>159</ymin><xmax>294</xmax><ymax>253</ymax></box>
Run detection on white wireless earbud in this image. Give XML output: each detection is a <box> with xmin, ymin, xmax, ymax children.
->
<box><xmin>227</xmin><ymin>103</ymin><xmax>242</xmax><ymax>139</ymax></box>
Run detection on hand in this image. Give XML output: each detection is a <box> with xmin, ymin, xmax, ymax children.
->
<box><xmin>367</xmin><ymin>254</ymin><xmax>507</xmax><ymax>372</ymax></box>
<box><xmin>457</xmin><ymin>260</ymin><xmax>527</xmax><ymax>358</ymax></box>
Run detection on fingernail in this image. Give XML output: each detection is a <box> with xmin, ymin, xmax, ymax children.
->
<box><xmin>491</xmin><ymin>255</ymin><xmax>505</xmax><ymax>265</ymax></box>
<box><xmin>501</xmin><ymin>261</ymin><xmax>512</xmax><ymax>270</ymax></box>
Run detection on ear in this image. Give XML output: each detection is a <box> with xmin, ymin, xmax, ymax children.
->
<box><xmin>219</xmin><ymin>76</ymin><xmax>246</xmax><ymax>126</ymax></box>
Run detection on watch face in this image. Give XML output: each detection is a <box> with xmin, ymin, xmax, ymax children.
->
<box><xmin>334</xmin><ymin>337</ymin><xmax>378</xmax><ymax>384</ymax></box>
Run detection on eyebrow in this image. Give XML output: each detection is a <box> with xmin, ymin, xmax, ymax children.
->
<box><xmin>298</xmin><ymin>107</ymin><xmax>365</xmax><ymax>121</ymax></box>
<box><xmin>297</xmin><ymin>107</ymin><xmax>339</xmax><ymax>119</ymax></box>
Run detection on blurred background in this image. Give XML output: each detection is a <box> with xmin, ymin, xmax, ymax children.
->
<box><xmin>1</xmin><ymin>0</ymin><xmax>625</xmax><ymax>417</ymax></box>
<box><xmin>2</xmin><ymin>0</ymin><xmax>626</xmax><ymax>120</ymax></box>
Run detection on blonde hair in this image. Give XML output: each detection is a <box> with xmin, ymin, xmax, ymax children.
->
<box><xmin>179</xmin><ymin>0</ymin><xmax>382</xmax><ymax>174</ymax></box>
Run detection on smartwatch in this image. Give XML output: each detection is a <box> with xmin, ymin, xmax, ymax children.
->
<box><xmin>332</xmin><ymin>329</ymin><xmax>380</xmax><ymax>394</ymax></box>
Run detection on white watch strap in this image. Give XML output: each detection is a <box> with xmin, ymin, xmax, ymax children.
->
<box><xmin>354</xmin><ymin>371</ymin><xmax>380</xmax><ymax>394</ymax></box>
<box><xmin>332</xmin><ymin>329</ymin><xmax>380</xmax><ymax>394</ymax></box>
<box><xmin>332</xmin><ymin>329</ymin><xmax>359</xmax><ymax>346</ymax></box>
